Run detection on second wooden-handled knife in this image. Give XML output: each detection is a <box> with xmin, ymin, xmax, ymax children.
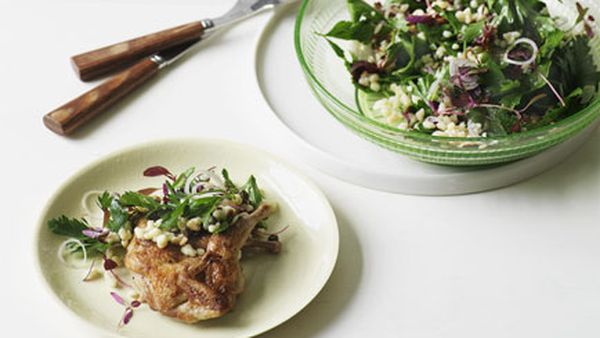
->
<box><xmin>44</xmin><ymin>0</ymin><xmax>296</xmax><ymax>136</ymax></box>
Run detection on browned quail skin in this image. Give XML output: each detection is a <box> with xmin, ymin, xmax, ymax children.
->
<box><xmin>124</xmin><ymin>202</ymin><xmax>276</xmax><ymax>323</ymax></box>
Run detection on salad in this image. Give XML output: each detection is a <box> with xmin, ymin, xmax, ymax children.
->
<box><xmin>48</xmin><ymin>165</ymin><xmax>283</xmax><ymax>326</ymax></box>
<box><xmin>323</xmin><ymin>0</ymin><xmax>600</xmax><ymax>137</ymax></box>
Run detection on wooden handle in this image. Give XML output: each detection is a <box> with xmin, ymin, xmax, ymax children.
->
<box><xmin>71</xmin><ymin>21</ymin><xmax>204</xmax><ymax>81</ymax></box>
<box><xmin>44</xmin><ymin>58</ymin><xmax>160</xmax><ymax>136</ymax></box>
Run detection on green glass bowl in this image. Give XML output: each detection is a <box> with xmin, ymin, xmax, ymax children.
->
<box><xmin>294</xmin><ymin>0</ymin><xmax>600</xmax><ymax>166</ymax></box>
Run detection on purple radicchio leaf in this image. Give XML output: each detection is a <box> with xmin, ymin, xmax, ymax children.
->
<box><xmin>162</xmin><ymin>183</ymin><xmax>169</xmax><ymax>204</ymax></box>
<box><xmin>428</xmin><ymin>101</ymin><xmax>440</xmax><ymax>114</ymax></box>
<box><xmin>406</xmin><ymin>14</ymin><xmax>436</xmax><ymax>25</ymax></box>
<box><xmin>143</xmin><ymin>166</ymin><xmax>175</xmax><ymax>180</ymax></box>
<box><xmin>350</xmin><ymin>61</ymin><xmax>380</xmax><ymax>82</ymax></box>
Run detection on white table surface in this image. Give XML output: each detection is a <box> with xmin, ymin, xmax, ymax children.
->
<box><xmin>1</xmin><ymin>1</ymin><xmax>599</xmax><ymax>337</ymax></box>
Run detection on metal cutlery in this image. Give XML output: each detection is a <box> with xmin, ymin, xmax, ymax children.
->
<box><xmin>44</xmin><ymin>0</ymin><xmax>295</xmax><ymax>136</ymax></box>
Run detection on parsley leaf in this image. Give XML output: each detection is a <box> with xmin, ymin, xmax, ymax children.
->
<box><xmin>48</xmin><ymin>215</ymin><xmax>88</xmax><ymax>237</ymax></box>
<box><xmin>119</xmin><ymin>191</ymin><xmax>161</xmax><ymax>211</ymax></box>
<box><xmin>97</xmin><ymin>191</ymin><xmax>113</xmax><ymax>210</ymax></box>
<box><xmin>107</xmin><ymin>198</ymin><xmax>129</xmax><ymax>232</ymax></box>
<box><xmin>47</xmin><ymin>216</ymin><xmax>109</xmax><ymax>255</ymax></box>
<box><xmin>462</xmin><ymin>21</ymin><xmax>486</xmax><ymax>43</ymax></box>
<box><xmin>549</xmin><ymin>36</ymin><xmax>600</xmax><ymax>104</ymax></box>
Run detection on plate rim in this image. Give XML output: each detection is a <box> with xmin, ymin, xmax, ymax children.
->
<box><xmin>33</xmin><ymin>137</ymin><xmax>339</xmax><ymax>338</ymax></box>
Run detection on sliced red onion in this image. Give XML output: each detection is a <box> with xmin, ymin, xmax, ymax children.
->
<box><xmin>111</xmin><ymin>291</ymin><xmax>126</xmax><ymax>306</ymax></box>
<box><xmin>202</xmin><ymin>169</ymin><xmax>225</xmax><ymax>189</ymax></box>
<box><xmin>184</xmin><ymin>168</ymin><xmax>225</xmax><ymax>194</ymax></box>
<box><xmin>131</xmin><ymin>300</ymin><xmax>141</xmax><ymax>308</ymax></box>
<box><xmin>183</xmin><ymin>170</ymin><xmax>201</xmax><ymax>194</ymax></box>
<box><xmin>110</xmin><ymin>270</ymin><xmax>133</xmax><ymax>289</ymax></box>
<box><xmin>57</xmin><ymin>238</ymin><xmax>88</xmax><ymax>268</ymax></box>
<box><xmin>504</xmin><ymin>38</ymin><xmax>539</xmax><ymax>67</ymax></box>
<box><xmin>82</xmin><ymin>259</ymin><xmax>97</xmax><ymax>281</ymax></box>
<box><xmin>539</xmin><ymin>73</ymin><xmax>566</xmax><ymax>107</ymax></box>
<box><xmin>192</xmin><ymin>182</ymin><xmax>205</xmax><ymax>193</ymax></box>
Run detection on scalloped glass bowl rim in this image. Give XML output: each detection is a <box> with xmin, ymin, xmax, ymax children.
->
<box><xmin>294</xmin><ymin>0</ymin><xmax>600</xmax><ymax>144</ymax></box>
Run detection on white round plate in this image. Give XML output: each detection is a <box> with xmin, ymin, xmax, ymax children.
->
<box><xmin>256</xmin><ymin>4</ymin><xmax>600</xmax><ymax>195</ymax></box>
<box><xmin>35</xmin><ymin>138</ymin><xmax>338</xmax><ymax>338</ymax></box>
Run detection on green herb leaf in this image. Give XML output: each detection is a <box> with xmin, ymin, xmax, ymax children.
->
<box><xmin>119</xmin><ymin>191</ymin><xmax>161</xmax><ymax>211</ymax></box>
<box><xmin>461</xmin><ymin>21</ymin><xmax>485</xmax><ymax>43</ymax></box>
<box><xmin>48</xmin><ymin>216</ymin><xmax>109</xmax><ymax>255</ymax></box>
<box><xmin>221</xmin><ymin>169</ymin><xmax>238</xmax><ymax>192</ymax></box>
<box><xmin>48</xmin><ymin>216</ymin><xmax>89</xmax><ymax>237</ymax></box>
<box><xmin>107</xmin><ymin>198</ymin><xmax>129</xmax><ymax>232</ymax></box>
<box><xmin>243</xmin><ymin>176</ymin><xmax>263</xmax><ymax>207</ymax></box>
<box><xmin>531</xmin><ymin>88</ymin><xmax>584</xmax><ymax>128</ymax></box>
<box><xmin>388</xmin><ymin>40</ymin><xmax>415</xmax><ymax>74</ymax></box>
<box><xmin>540</xmin><ymin>29</ymin><xmax>564</xmax><ymax>57</ymax></box>
<box><xmin>187</xmin><ymin>196</ymin><xmax>222</xmax><ymax>219</ymax></box>
<box><xmin>326</xmin><ymin>39</ymin><xmax>346</xmax><ymax>59</ymax></box>
<box><xmin>172</xmin><ymin>167</ymin><xmax>195</xmax><ymax>190</ymax></box>
<box><xmin>325</xmin><ymin>21</ymin><xmax>374</xmax><ymax>43</ymax></box>
<box><xmin>160</xmin><ymin>199</ymin><xmax>188</xmax><ymax>230</ymax></box>
<box><xmin>549</xmin><ymin>36</ymin><xmax>600</xmax><ymax>105</ymax></box>
<box><xmin>97</xmin><ymin>191</ymin><xmax>113</xmax><ymax>210</ymax></box>
<box><xmin>346</xmin><ymin>0</ymin><xmax>384</xmax><ymax>22</ymax></box>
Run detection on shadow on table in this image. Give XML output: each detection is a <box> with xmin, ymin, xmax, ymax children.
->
<box><xmin>259</xmin><ymin>206</ymin><xmax>364</xmax><ymax>338</ymax></box>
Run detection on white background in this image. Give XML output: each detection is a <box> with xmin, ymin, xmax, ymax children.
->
<box><xmin>1</xmin><ymin>0</ymin><xmax>599</xmax><ymax>337</ymax></box>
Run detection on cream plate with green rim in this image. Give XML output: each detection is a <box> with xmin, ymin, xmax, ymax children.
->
<box><xmin>34</xmin><ymin>138</ymin><xmax>339</xmax><ymax>338</ymax></box>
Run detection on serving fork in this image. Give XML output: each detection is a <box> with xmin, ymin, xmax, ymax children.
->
<box><xmin>43</xmin><ymin>0</ymin><xmax>296</xmax><ymax>136</ymax></box>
